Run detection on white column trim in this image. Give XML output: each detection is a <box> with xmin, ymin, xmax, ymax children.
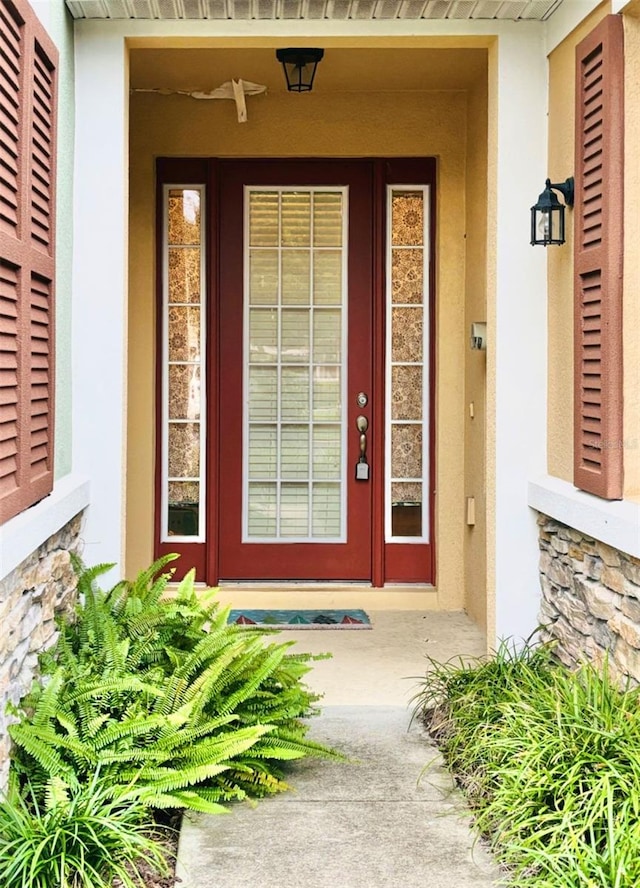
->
<box><xmin>72</xmin><ymin>31</ymin><xmax>129</xmax><ymax>576</ymax></box>
<box><xmin>493</xmin><ymin>30</ymin><xmax>549</xmax><ymax>644</ymax></box>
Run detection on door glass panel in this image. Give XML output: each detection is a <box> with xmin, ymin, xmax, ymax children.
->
<box><xmin>312</xmin><ymin>483</ymin><xmax>341</xmax><ymax>536</ymax></box>
<box><xmin>386</xmin><ymin>188</ymin><xmax>429</xmax><ymax>541</ymax></box>
<box><xmin>391</xmin><ymin>307</ymin><xmax>423</xmax><ymax>362</ymax></box>
<box><xmin>249</xmin><ymin>192</ymin><xmax>279</xmax><ymax>246</ymax></box>
<box><xmin>168</xmin><ymin>365</ymin><xmax>201</xmax><ymax>420</ymax></box>
<box><xmin>248</xmin><ymin>482</ymin><xmax>277</xmax><ymax>535</ymax></box>
<box><xmin>281</xmin><ymin>192</ymin><xmax>311</xmax><ymax>246</ymax></box>
<box><xmin>250</xmin><ymin>250</ymin><xmax>279</xmax><ymax>304</ymax></box>
<box><xmin>282</xmin><ymin>309</ymin><xmax>310</xmax><ymax>362</ymax></box>
<box><xmin>391</xmin><ymin>192</ymin><xmax>424</xmax><ymax>246</ymax></box>
<box><xmin>313</xmin><ymin>366</ymin><xmax>341</xmax><ymax>421</ymax></box>
<box><xmin>313</xmin><ymin>192</ymin><xmax>343</xmax><ymax>246</ymax></box>
<box><xmin>163</xmin><ymin>187</ymin><xmax>205</xmax><ymax>541</ymax></box>
<box><xmin>391</xmin><ymin>365</ymin><xmax>422</xmax><ymax>420</ymax></box>
<box><xmin>313</xmin><ymin>251</ymin><xmax>342</xmax><ymax>305</ymax></box>
<box><xmin>168</xmin><ymin>306</ymin><xmax>201</xmax><ymax>362</ymax></box>
<box><xmin>249</xmin><ymin>426</ymin><xmax>277</xmax><ymax>478</ymax></box>
<box><xmin>281</xmin><ymin>484</ymin><xmax>309</xmax><ymax>536</ymax></box>
<box><xmin>312</xmin><ymin>425</ymin><xmax>342</xmax><ymax>479</ymax></box>
<box><xmin>313</xmin><ymin>310</ymin><xmax>342</xmax><ymax>363</ymax></box>
<box><xmin>281</xmin><ymin>367</ymin><xmax>310</xmax><ymax>420</ymax></box>
<box><xmin>248</xmin><ymin>367</ymin><xmax>278</xmax><ymax>421</ymax></box>
<box><xmin>169</xmin><ymin>248</ymin><xmax>201</xmax><ymax>303</ymax></box>
<box><xmin>244</xmin><ymin>187</ymin><xmax>347</xmax><ymax>541</ymax></box>
<box><xmin>391</xmin><ymin>248</ymin><xmax>423</xmax><ymax>303</ymax></box>
<box><xmin>281</xmin><ymin>425</ymin><xmax>309</xmax><ymax>479</ymax></box>
<box><xmin>282</xmin><ymin>251</ymin><xmax>310</xmax><ymax>304</ymax></box>
<box><xmin>249</xmin><ymin>309</ymin><xmax>277</xmax><ymax>362</ymax></box>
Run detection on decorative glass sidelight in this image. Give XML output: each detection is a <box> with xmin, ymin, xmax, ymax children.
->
<box><xmin>386</xmin><ymin>188</ymin><xmax>430</xmax><ymax>541</ymax></box>
<box><xmin>244</xmin><ymin>188</ymin><xmax>347</xmax><ymax>541</ymax></box>
<box><xmin>162</xmin><ymin>187</ymin><xmax>206</xmax><ymax>540</ymax></box>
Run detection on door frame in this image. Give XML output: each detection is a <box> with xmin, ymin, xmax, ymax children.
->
<box><xmin>154</xmin><ymin>157</ymin><xmax>436</xmax><ymax>587</ymax></box>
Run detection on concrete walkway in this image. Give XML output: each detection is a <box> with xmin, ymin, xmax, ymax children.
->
<box><xmin>175</xmin><ymin>611</ymin><xmax>502</xmax><ymax>888</ymax></box>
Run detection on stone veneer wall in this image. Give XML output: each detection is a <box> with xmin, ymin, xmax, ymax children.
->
<box><xmin>537</xmin><ymin>513</ymin><xmax>640</xmax><ymax>682</ymax></box>
<box><xmin>0</xmin><ymin>511</ymin><xmax>84</xmax><ymax>788</ymax></box>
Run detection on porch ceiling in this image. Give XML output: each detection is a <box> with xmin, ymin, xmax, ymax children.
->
<box><xmin>66</xmin><ymin>0</ymin><xmax>563</xmax><ymax>21</ymax></box>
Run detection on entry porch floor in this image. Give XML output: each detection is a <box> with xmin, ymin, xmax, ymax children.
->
<box><xmin>175</xmin><ymin>611</ymin><xmax>501</xmax><ymax>887</ymax></box>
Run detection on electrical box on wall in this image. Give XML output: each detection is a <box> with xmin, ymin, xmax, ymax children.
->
<box><xmin>470</xmin><ymin>322</ymin><xmax>487</xmax><ymax>350</ymax></box>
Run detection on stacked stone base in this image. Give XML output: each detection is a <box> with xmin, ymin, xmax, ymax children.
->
<box><xmin>537</xmin><ymin>514</ymin><xmax>640</xmax><ymax>683</ymax></box>
<box><xmin>0</xmin><ymin>512</ymin><xmax>84</xmax><ymax>789</ymax></box>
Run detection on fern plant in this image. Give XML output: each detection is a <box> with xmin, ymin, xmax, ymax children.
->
<box><xmin>11</xmin><ymin>556</ymin><xmax>340</xmax><ymax>813</ymax></box>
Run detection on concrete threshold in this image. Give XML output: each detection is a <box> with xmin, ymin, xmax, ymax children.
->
<box><xmin>178</xmin><ymin>583</ymin><xmax>439</xmax><ymax>611</ymax></box>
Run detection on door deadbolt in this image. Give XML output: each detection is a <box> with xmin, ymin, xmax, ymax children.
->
<box><xmin>356</xmin><ymin>392</ymin><xmax>368</xmax><ymax>408</ymax></box>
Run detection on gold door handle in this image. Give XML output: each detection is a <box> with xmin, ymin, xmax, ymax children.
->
<box><xmin>355</xmin><ymin>415</ymin><xmax>370</xmax><ymax>481</ymax></box>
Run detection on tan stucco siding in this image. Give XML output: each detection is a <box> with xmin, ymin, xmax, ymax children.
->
<box><xmin>546</xmin><ymin>2</ymin><xmax>611</xmax><ymax>483</ymax></box>
<box><xmin>463</xmin><ymin>77</ymin><xmax>489</xmax><ymax>630</ymax></box>
<box><xmin>548</xmin><ymin>0</ymin><xmax>640</xmax><ymax>497</ymax></box>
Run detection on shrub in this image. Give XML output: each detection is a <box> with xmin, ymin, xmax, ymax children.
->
<box><xmin>0</xmin><ymin>771</ymin><xmax>170</xmax><ymax>888</ymax></box>
<box><xmin>414</xmin><ymin>641</ymin><xmax>640</xmax><ymax>887</ymax></box>
<box><xmin>10</xmin><ymin>556</ymin><xmax>340</xmax><ymax>814</ymax></box>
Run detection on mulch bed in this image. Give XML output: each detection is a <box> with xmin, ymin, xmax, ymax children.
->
<box><xmin>115</xmin><ymin>812</ymin><xmax>181</xmax><ymax>888</ymax></box>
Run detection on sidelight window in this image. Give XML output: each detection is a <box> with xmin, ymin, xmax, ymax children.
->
<box><xmin>386</xmin><ymin>187</ymin><xmax>430</xmax><ymax>542</ymax></box>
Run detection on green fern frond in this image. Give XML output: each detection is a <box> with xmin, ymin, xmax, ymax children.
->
<box><xmin>8</xmin><ymin>723</ymin><xmax>79</xmax><ymax>786</ymax></box>
<box><xmin>169</xmin><ymin>724</ymin><xmax>274</xmax><ymax>767</ymax></box>
<box><xmin>133</xmin><ymin>789</ymin><xmax>229</xmax><ymax>814</ymax></box>
<box><xmin>30</xmin><ymin>670</ymin><xmax>65</xmax><ymax>728</ymax></box>
<box><xmin>108</xmin><ymin>555</ymin><xmax>178</xmax><ymax>610</ymax></box>
<box><xmin>155</xmin><ymin>715</ymin><xmax>238</xmax><ymax>751</ymax></box>
<box><xmin>44</xmin><ymin>775</ymin><xmax>71</xmax><ymax>812</ymax></box>
<box><xmin>66</xmin><ymin>676</ymin><xmax>159</xmax><ymax>703</ymax></box>
<box><xmin>95</xmin><ymin>748</ymin><xmax>169</xmax><ymax>767</ymax></box>
<box><xmin>252</xmin><ymin>733</ymin><xmax>344</xmax><ymax>762</ymax></box>
<box><xmin>133</xmin><ymin>761</ymin><xmax>233</xmax><ymax>794</ymax></box>
<box><xmin>90</xmin><ymin>713</ymin><xmax>169</xmax><ymax>750</ymax></box>
<box><xmin>70</xmin><ymin>555</ymin><xmax>116</xmax><ymax>593</ymax></box>
<box><xmin>217</xmin><ymin>645</ymin><xmax>288</xmax><ymax>716</ymax></box>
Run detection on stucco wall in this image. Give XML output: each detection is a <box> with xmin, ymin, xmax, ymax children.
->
<box><xmin>463</xmin><ymin>76</ymin><xmax>489</xmax><ymax>630</ymax></box>
<box><xmin>545</xmin><ymin>1</ymin><xmax>640</xmax><ymax>496</ymax></box>
<box><xmin>127</xmin><ymin>52</ymin><xmax>487</xmax><ymax>610</ymax></box>
<box><xmin>536</xmin><ymin>1</ymin><xmax>640</xmax><ymax>673</ymax></box>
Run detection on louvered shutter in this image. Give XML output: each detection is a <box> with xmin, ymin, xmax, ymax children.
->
<box><xmin>0</xmin><ymin>0</ymin><xmax>57</xmax><ymax>523</ymax></box>
<box><xmin>573</xmin><ymin>14</ymin><xmax>624</xmax><ymax>500</ymax></box>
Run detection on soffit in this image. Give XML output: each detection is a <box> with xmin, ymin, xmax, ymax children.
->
<box><xmin>66</xmin><ymin>0</ymin><xmax>563</xmax><ymax>22</ymax></box>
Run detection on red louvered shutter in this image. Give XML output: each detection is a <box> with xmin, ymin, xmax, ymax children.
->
<box><xmin>0</xmin><ymin>0</ymin><xmax>57</xmax><ymax>523</ymax></box>
<box><xmin>573</xmin><ymin>14</ymin><xmax>624</xmax><ymax>500</ymax></box>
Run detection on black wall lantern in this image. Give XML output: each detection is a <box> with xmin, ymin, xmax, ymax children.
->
<box><xmin>530</xmin><ymin>177</ymin><xmax>574</xmax><ymax>246</ymax></box>
<box><xmin>276</xmin><ymin>48</ymin><xmax>324</xmax><ymax>92</ymax></box>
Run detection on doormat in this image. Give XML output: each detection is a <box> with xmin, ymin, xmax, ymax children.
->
<box><xmin>228</xmin><ymin>609</ymin><xmax>372</xmax><ymax>629</ymax></box>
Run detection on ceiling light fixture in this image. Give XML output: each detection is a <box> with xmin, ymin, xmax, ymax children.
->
<box><xmin>276</xmin><ymin>48</ymin><xmax>324</xmax><ymax>92</ymax></box>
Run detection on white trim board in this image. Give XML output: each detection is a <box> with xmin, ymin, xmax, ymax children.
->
<box><xmin>0</xmin><ymin>475</ymin><xmax>91</xmax><ymax>581</ymax></box>
<box><xmin>528</xmin><ymin>475</ymin><xmax>640</xmax><ymax>559</ymax></box>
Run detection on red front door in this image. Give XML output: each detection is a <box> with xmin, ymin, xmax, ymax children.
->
<box><xmin>218</xmin><ymin>161</ymin><xmax>374</xmax><ymax>580</ymax></box>
<box><xmin>155</xmin><ymin>157</ymin><xmax>435</xmax><ymax>586</ymax></box>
